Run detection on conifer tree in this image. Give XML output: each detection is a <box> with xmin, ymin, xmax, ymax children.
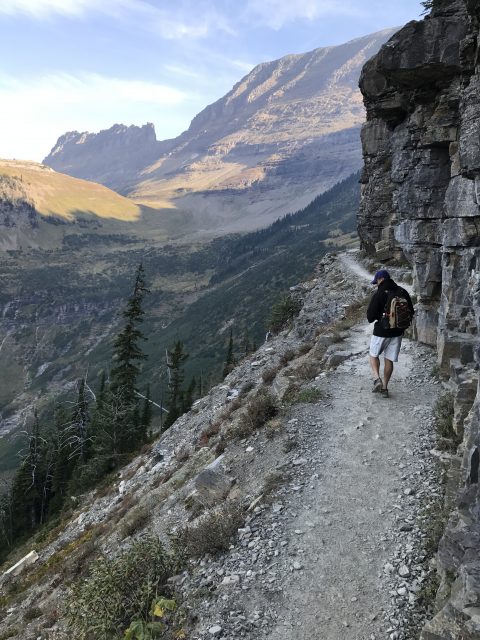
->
<box><xmin>111</xmin><ymin>263</ymin><xmax>148</xmax><ymax>400</ymax></box>
<box><xmin>110</xmin><ymin>263</ymin><xmax>149</xmax><ymax>451</ymax></box>
<box><xmin>243</xmin><ymin>330</ymin><xmax>252</xmax><ymax>355</ymax></box>
<box><xmin>223</xmin><ymin>329</ymin><xmax>235</xmax><ymax>378</ymax></box>
<box><xmin>141</xmin><ymin>384</ymin><xmax>153</xmax><ymax>438</ymax></box>
<box><xmin>70</xmin><ymin>378</ymin><xmax>90</xmax><ymax>463</ymax></box>
<box><xmin>0</xmin><ymin>491</ymin><xmax>13</xmax><ymax>556</ymax></box>
<box><xmin>164</xmin><ymin>340</ymin><xmax>188</xmax><ymax>429</ymax></box>
<box><xmin>49</xmin><ymin>404</ymin><xmax>73</xmax><ymax>514</ymax></box>
<box><xmin>10</xmin><ymin>411</ymin><xmax>54</xmax><ymax>534</ymax></box>
<box><xmin>183</xmin><ymin>376</ymin><xmax>196</xmax><ymax>413</ymax></box>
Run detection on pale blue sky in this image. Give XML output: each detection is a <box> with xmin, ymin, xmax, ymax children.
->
<box><xmin>0</xmin><ymin>0</ymin><xmax>424</xmax><ymax>161</ymax></box>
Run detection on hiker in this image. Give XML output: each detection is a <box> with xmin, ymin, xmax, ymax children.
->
<box><xmin>367</xmin><ymin>269</ymin><xmax>414</xmax><ymax>397</ymax></box>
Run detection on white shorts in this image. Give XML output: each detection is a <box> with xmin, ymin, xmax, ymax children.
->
<box><xmin>369</xmin><ymin>335</ymin><xmax>402</xmax><ymax>362</ymax></box>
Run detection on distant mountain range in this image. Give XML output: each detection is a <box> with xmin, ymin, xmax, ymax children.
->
<box><xmin>44</xmin><ymin>28</ymin><xmax>396</xmax><ymax>233</ymax></box>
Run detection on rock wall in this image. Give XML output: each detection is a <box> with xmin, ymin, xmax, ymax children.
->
<box><xmin>358</xmin><ymin>1</ymin><xmax>480</xmax><ymax>637</ymax></box>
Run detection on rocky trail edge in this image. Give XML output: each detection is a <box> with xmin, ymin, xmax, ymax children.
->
<box><xmin>185</xmin><ymin>253</ymin><xmax>442</xmax><ymax>640</ymax></box>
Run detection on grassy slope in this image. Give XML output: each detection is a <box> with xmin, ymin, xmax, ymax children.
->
<box><xmin>0</xmin><ymin>160</ymin><xmax>141</xmax><ymax>221</ymax></box>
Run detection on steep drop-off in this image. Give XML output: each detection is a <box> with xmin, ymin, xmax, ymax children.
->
<box><xmin>44</xmin><ymin>30</ymin><xmax>395</xmax><ymax>232</ymax></box>
<box><xmin>358</xmin><ymin>1</ymin><xmax>480</xmax><ymax>637</ymax></box>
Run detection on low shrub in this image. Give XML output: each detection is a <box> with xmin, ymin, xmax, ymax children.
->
<box><xmin>171</xmin><ymin>502</ymin><xmax>243</xmax><ymax>560</ymax></box>
<box><xmin>293</xmin><ymin>388</ymin><xmax>322</xmax><ymax>404</ymax></box>
<box><xmin>297</xmin><ymin>342</ymin><xmax>313</xmax><ymax>356</ymax></box>
<box><xmin>65</xmin><ymin>536</ymin><xmax>176</xmax><ymax>639</ymax></box>
<box><xmin>265</xmin><ymin>418</ymin><xmax>283</xmax><ymax>439</ymax></box>
<box><xmin>283</xmin><ymin>383</ymin><xmax>323</xmax><ymax>405</ymax></box>
<box><xmin>423</xmin><ymin>498</ymin><xmax>451</xmax><ymax>558</ymax></box>
<box><xmin>262</xmin><ymin>366</ymin><xmax>279</xmax><ymax>385</ymax></box>
<box><xmin>120</xmin><ymin>505</ymin><xmax>151</xmax><ymax>540</ymax></box>
<box><xmin>231</xmin><ymin>388</ymin><xmax>278</xmax><ymax>438</ymax></box>
<box><xmin>279</xmin><ymin>349</ymin><xmax>296</xmax><ymax>367</ymax></box>
<box><xmin>0</xmin><ymin>628</ymin><xmax>18</xmax><ymax>640</ymax></box>
<box><xmin>268</xmin><ymin>295</ymin><xmax>302</xmax><ymax>333</ymax></box>
<box><xmin>23</xmin><ymin>606</ymin><xmax>42</xmax><ymax>622</ymax></box>
<box><xmin>293</xmin><ymin>361</ymin><xmax>318</xmax><ymax>381</ymax></box>
<box><xmin>239</xmin><ymin>381</ymin><xmax>255</xmax><ymax>396</ymax></box>
<box><xmin>282</xmin><ymin>383</ymin><xmax>300</xmax><ymax>404</ymax></box>
<box><xmin>434</xmin><ymin>392</ymin><xmax>461</xmax><ymax>449</ymax></box>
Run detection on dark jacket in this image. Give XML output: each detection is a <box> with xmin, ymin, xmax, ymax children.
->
<box><xmin>367</xmin><ymin>278</ymin><xmax>414</xmax><ymax>338</ymax></box>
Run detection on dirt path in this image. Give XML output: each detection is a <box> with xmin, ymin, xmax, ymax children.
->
<box><xmin>264</xmin><ymin>323</ymin><xmax>438</xmax><ymax>639</ymax></box>
<box><xmin>187</xmin><ymin>254</ymin><xmax>440</xmax><ymax>640</ymax></box>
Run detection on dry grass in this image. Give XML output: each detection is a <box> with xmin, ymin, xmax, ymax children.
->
<box><xmin>263</xmin><ymin>471</ymin><xmax>291</xmax><ymax>496</ymax></box>
<box><xmin>23</xmin><ymin>606</ymin><xmax>43</xmax><ymax>622</ymax></box>
<box><xmin>297</xmin><ymin>342</ymin><xmax>313</xmax><ymax>356</ymax></box>
<box><xmin>292</xmin><ymin>361</ymin><xmax>318</xmax><ymax>381</ymax></box>
<box><xmin>171</xmin><ymin>501</ymin><xmax>244</xmax><ymax>559</ymax></box>
<box><xmin>283</xmin><ymin>383</ymin><xmax>322</xmax><ymax>405</ymax></box>
<box><xmin>119</xmin><ymin>505</ymin><xmax>151</xmax><ymax>540</ymax></box>
<box><xmin>262</xmin><ymin>366</ymin><xmax>280</xmax><ymax>385</ymax></box>
<box><xmin>228</xmin><ymin>388</ymin><xmax>278</xmax><ymax>439</ymax></box>
<box><xmin>279</xmin><ymin>349</ymin><xmax>296</xmax><ymax>367</ymax></box>
<box><xmin>265</xmin><ymin>418</ymin><xmax>283</xmax><ymax>439</ymax></box>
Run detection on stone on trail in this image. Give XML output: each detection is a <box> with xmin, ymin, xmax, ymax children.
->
<box><xmin>208</xmin><ymin>625</ymin><xmax>223</xmax><ymax>636</ymax></box>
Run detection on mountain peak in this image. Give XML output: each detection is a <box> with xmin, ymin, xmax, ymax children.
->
<box><xmin>43</xmin><ymin>28</ymin><xmax>398</xmax><ymax>228</ymax></box>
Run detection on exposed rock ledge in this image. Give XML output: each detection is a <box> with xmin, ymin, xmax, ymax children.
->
<box><xmin>358</xmin><ymin>1</ymin><xmax>480</xmax><ymax>637</ymax></box>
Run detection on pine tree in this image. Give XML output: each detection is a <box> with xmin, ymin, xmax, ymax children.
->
<box><xmin>0</xmin><ymin>491</ymin><xmax>14</xmax><ymax>559</ymax></box>
<box><xmin>141</xmin><ymin>384</ymin><xmax>153</xmax><ymax>438</ymax></box>
<box><xmin>243</xmin><ymin>330</ymin><xmax>252</xmax><ymax>355</ymax></box>
<box><xmin>183</xmin><ymin>376</ymin><xmax>196</xmax><ymax>413</ymax></box>
<box><xmin>69</xmin><ymin>378</ymin><xmax>90</xmax><ymax>463</ymax></box>
<box><xmin>110</xmin><ymin>263</ymin><xmax>149</xmax><ymax>451</ymax></box>
<box><xmin>223</xmin><ymin>329</ymin><xmax>235</xmax><ymax>378</ymax></box>
<box><xmin>111</xmin><ymin>263</ymin><xmax>148</xmax><ymax>401</ymax></box>
<box><xmin>10</xmin><ymin>411</ymin><xmax>54</xmax><ymax>535</ymax></box>
<box><xmin>164</xmin><ymin>341</ymin><xmax>188</xmax><ymax>429</ymax></box>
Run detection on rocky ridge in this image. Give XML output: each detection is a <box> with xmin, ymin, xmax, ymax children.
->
<box><xmin>358</xmin><ymin>1</ymin><xmax>480</xmax><ymax>637</ymax></box>
<box><xmin>44</xmin><ymin>30</ymin><xmax>395</xmax><ymax>232</ymax></box>
<box><xmin>0</xmin><ymin>252</ymin><xmax>446</xmax><ymax>639</ymax></box>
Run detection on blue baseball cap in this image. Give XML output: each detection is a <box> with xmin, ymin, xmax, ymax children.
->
<box><xmin>371</xmin><ymin>269</ymin><xmax>390</xmax><ymax>284</ymax></box>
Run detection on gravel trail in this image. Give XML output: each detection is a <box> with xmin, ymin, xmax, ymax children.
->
<box><xmin>176</xmin><ymin>254</ymin><xmax>441</xmax><ymax>640</ymax></box>
<box><xmin>265</xmin><ymin>324</ymin><xmax>439</xmax><ymax>639</ymax></box>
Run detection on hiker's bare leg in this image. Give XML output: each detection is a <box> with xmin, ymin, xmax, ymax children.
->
<box><xmin>384</xmin><ymin>358</ymin><xmax>394</xmax><ymax>389</ymax></box>
<box><xmin>370</xmin><ymin>356</ymin><xmax>380</xmax><ymax>380</ymax></box>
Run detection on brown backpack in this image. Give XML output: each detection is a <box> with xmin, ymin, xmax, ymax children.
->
<box><xmin>384</xmin><ymin>288</ymin><xmax>413</xmax><ymax>330</ymax></box>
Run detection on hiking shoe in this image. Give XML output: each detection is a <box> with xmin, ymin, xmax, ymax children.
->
<box><xmin>372</xmin><ymin>378</ymin><xmax>383</xmax><ymax>393</ymax></box>
<box><xmin>381</xmin><ymin>388</ymin><xmax>389</xmax><ymax>398</ymax></box>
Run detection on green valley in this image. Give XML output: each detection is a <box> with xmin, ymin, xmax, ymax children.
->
<box><xmin>0</xmin><ymin>173</ymin><xmax>359</xmax><ymax>477</ymax></box>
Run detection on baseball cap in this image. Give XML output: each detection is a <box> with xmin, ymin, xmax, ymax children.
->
<box><xmin>371</xmin><ymin>269</ymin><xmax>390</xmax><ymax>284</ymax></box>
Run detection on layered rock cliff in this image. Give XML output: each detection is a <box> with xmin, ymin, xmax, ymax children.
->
<box><xmin>358</xmin><ymin>1</ymin><xmax>480</xmax><ymax>637</ymax></box>
<box><xmin>44</xmin><ymin>123</ymin><xmax>169</xmax><ymax>193</ymax></box>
